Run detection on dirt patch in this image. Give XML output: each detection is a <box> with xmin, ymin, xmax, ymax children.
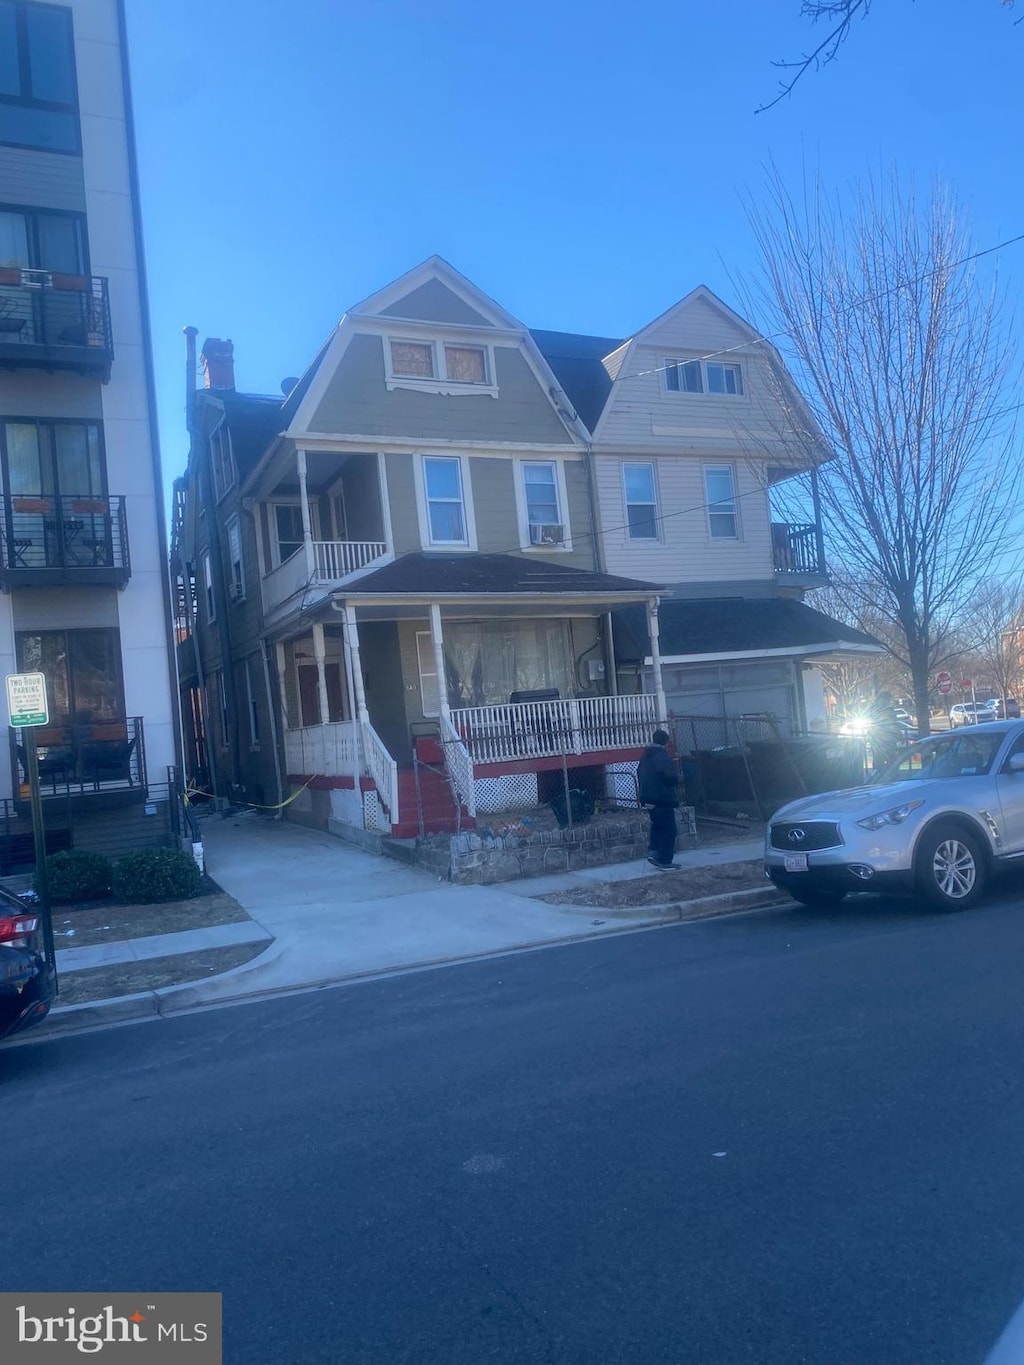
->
<box><xmin>51</xmin><ymin>892</ymin><xmax>251</xmax><ymax>949</ymax></box>
<box><xmin>540</xmin><ymin>859</ymin><xmax>766</xmax><ymax>908</ymax></box>
<box><xmin>55</xmin><ymin>942</ymin><xmax>267</xmax><ymax>1005</ymax></box>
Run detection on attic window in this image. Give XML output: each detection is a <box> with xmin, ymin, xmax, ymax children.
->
<box><xmin>390</xmin><ymin>341</ymin><xmax>435</xmax><ymax>378</ymax></box>
<box><xmin>444</xmin><ymin>345</ymin><xmax>487</xmax><ymax>383</ymax></box>
<box><xmin>665</xmin><ymin>358</ymin><xmax>744</xmax><ymax>397</ymax></box>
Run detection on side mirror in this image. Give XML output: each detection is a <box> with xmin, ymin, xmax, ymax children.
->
<box><xmin>1008</xmin><ymin>754</ymin><xmax>1024</xmax><ymax>774</ymax></box>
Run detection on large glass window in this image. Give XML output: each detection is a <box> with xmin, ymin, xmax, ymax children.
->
<box><xmin>17</xmin><ymin>628</ymin><xmax>124</xmax><ymax>725</ymax></box>
<box><xmin>0</xmin><ymin>2</ymin><xmax>79</xmax><ymax>153</ymax></box>
<box><xmin>443</xmin><ymin>620</ymin><xmax>574</xmax><ymax>708</ymax></box>
<box><xmin>423</xmin><ymin>456</ymin><xmax>467</xmax><ymax>544</ymax></box>
<box><xmin>1</xmin><ymin>418</ymin><xmax>104</xmax><ymax>495</ymax></box>
<box><xmin>623</xmin><ymin>463</ymin><xmax>659</xmax><ymax>541</ymax></box>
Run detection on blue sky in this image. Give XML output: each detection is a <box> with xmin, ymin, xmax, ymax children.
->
<box><xmin>122</xmin><ymin>0</ymin><xmax>1023</xmax><ymax>495</ymax></box>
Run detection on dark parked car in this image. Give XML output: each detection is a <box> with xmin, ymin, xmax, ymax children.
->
<box><xmin>990</xmin><ymin>697</ymin><xmax>1021</xmax><ymax>719</ymax></box>
<box><xmin>0</xmin><ymin>903</ymin><xmax>55</xmax><ymax>1042</ymax></box>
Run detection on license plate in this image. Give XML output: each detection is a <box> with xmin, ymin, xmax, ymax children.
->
<box><xmin>784</xmin><ymin>853</ymin><xmax>809</xmax><ymax>872</ymax></box>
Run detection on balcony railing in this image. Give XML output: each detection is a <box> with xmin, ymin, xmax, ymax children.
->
<box><xmin>314</xmin><ymin>540</ymin><xmax>388</xmax><ymax>580</ymax></box>
<box><xmin>451</xmin><ymin>693</ymin><xmax>658</xmax><ymax>765</ymax></box>
<box><xmin>771</xmin><ymin>522</ymin><xmax>827</xmax><ymax>578</ymax></box>
<box><xmin>284</xmin><ymin>721</ymin><xmax>358</xmax><ymax>778</ymax></box>
<box><xmin>0</xmin><ymin>495</ymin><xmax>130</xmax><ymax>587</ymax></box>
<box><xmin>9</xmin><ymin>716</ymin><xmax>147</xmax><ymax>802</ymax></box>
<box><xmin>0</xmin><ymin>269</ymin><xmax>113</xmax><ymax>377</ymax></box>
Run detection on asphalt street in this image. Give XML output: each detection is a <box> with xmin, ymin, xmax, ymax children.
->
<box><xmin>5</xmin><ymin>886</ymin><xmax>1024</xmax><ymax>1364</ymax></box>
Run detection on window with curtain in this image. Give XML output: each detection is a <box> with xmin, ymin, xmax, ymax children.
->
<box><xmin>443</xmin><ymin>620</ymin><xmax>573</xmax><ymax>707</ymax></box>
<box><xmin>1</xmin><ymin>418</ymin><xmax>103</xmax><ymax>495</ymax></box>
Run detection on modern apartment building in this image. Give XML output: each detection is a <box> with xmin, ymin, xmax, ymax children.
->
<box><xmin>0</xmin><ymin>0</ymin><xmax>178</xmax><ymax>853</ymax></box>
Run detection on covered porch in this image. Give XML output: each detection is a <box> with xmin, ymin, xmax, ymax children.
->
<box><xmin>272</xmin><ymin>552</ymin><xmax>667</xmax><ymax>832</ymax></box>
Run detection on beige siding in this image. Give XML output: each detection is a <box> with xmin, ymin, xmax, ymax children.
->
<box><xmin>595</xmin><ymin>453</ymin><xmax>774</xmax><ymax>584</ymax></box>
<box><xmin>379</xmin><ymin>279</ymin><xmax>493</xmax><ymax>326</ymax></box>
<box><xmin>0</xmin><ymin>146</ymin><xmax>86</xmax><ymax>212</ymax></box>
<box><xmin>596</xmin><ymin>298</ymin><xmax>801</xmax><ymax>459</ymax></box>
<box><xmin>384</xmin><ymin>452</ymin><xmax>421</xmax><ymax>553</ymax></box>
<box><xmin>308</xmin><ymin>335</ymin><xmax>574</xmax><ymax>445</ymax></box>
<box><xmin>12</xmin><ymin>586</ymin><xmax>120</xmax><ymax>629</ymax></box>
<box><xmin>0</xmin><ymin>372</ymin><xmax>103</xmax><ymax>419</ymax></box>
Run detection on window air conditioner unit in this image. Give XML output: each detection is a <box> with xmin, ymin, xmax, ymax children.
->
<box><xmin>228</xmin><ymin>582</ymin><xmax>245</xmax><ymax>602</ymax></box>
<box><xmin>529</xmin><ymin>523</ymin><xmax>564</xmax><ymax>546</ymax></box>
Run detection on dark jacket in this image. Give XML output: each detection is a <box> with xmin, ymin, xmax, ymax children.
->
<box><xmin>637</xmin><ymin>744</ymin><xmax>679</xmax><ymax>807</ymax></box>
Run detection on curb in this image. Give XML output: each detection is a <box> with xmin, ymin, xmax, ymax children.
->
<box><xmin>28</xmin><ymin>888</ymin><xmax>789</xmax><ymax>1040</ymax></box>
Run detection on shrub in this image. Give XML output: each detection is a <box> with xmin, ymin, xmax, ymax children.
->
<box><xmin>112</xmin><ymin>848</ymin><xmax>203</xmax><ymax>904</ymax></box>
<box><xmin>40</xmin><ymin>850</ymin><xmax>113</xmax><ymax>903</ymax></box>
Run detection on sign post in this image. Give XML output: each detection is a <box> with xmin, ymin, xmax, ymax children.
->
<box><xmin>5</xmin><ymin>672</ymin><xmax>56</xmax><ymax>980</ymax></box>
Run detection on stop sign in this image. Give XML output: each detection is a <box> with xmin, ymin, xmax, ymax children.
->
<box><xmin>936</xmin><ymin>671</ymin><xmax>952</xmax><ymax>695</ymax></box>
<box><xmin>961</xmin><ymin>678</ymin><xmax>973</xmax><ymax>691</ymax></box>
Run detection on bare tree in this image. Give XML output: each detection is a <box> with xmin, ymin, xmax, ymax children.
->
<box><xmin>746</xmin><ymin>170</ymin><xmax>1020</xmax><ymax>736</ymax></box>
<box><xmin>956</xmin><ymin>578</ymin><xmax>1024</xmax><ymax>703</ymax></box>
<box><xmin>758</xmin><ymin>2</ymin><xmax>1020</xmax><ymax>112</ymax></box>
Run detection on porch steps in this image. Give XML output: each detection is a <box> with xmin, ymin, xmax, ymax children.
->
<box><xmin>392</xmin><ymin>759</ymin><xmax>473</xmax><ymax>839</ymax></box>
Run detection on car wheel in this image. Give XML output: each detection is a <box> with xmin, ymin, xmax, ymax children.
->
<box><xmin>915</xmin><ymin>823</ymin><xmax>986</xmax><ymax>911</ymax></box>
<box><xmin>788</xmin><ymin>887</ymin><xmax>847</xmax><ymax>909</ymax></box>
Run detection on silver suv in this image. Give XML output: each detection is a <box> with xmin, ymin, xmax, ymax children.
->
<box><xmin>765</xmin><ymin>720</ymin><xmax>1024</xmax><ymax>910</ymax></box>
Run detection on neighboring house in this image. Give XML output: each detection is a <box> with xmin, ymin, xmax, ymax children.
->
<box><xmin>0</xmin><ymin>0</ymin><xmax>179</xmax><ymax>860</ymax></box>
<box><xmin>173</xmin><ymin>258</ymin><xmax>878</xmax><ymax>843</ymax></box>
<box><xmin>534</xmin><ymin>287</ymin><xmax>881</xmax><ymax>732</ymax></box>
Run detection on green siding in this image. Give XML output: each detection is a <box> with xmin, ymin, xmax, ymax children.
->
<box><xmin>384</xmin><ymin>452</ymin><xmax>421</xmax><ymax>553</ymax></box>
<box><xmin>360</xmin><ymin>621</ymin><xmax>411</xmax><ymax>763</ymax></box>
<box><xmin>379</xmin><ymin>279</ymin><xmax>492</xmax><ymax>326</ymax></box>
<box><xmin>308</xmin><ymin>335</ymin><xmax>574</xmax><ymax>445</ymax></box>
<box><xmin>467</xmin><ymin>457</ymin><xmax>516</xmax><ymax>551</ymax></box>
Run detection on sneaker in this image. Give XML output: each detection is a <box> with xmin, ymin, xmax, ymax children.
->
<box><xmin>647</xmin><ymin>856</ymin><xmax>678</xmax><ymax>871</ymax></box>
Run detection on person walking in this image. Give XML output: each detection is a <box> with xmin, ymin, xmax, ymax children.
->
<box><xmin>637</xmin><ymin>728</ymin><xmax>680</xmax><ymax>870</ymax></box>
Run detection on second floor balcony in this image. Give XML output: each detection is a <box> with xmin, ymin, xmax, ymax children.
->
<box><xmin>772</xmin><ymin>521</ymin><xmax>828</xmax><ymax>585</ymax></box>
<box><xmin>0</xmin><ymin>269</ymin><xmax>113</xmax><ymax>379</ymax></box>
<box><xmin>0</xmin><ymin>495</ymin><xmax>131</xmax><ymax>588</ymax></box>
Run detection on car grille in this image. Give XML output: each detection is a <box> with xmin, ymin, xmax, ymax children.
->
<box><xmin>770</xmin><ymin>821</ymin><xmax>843</xmax><ymax>851</ymax></box>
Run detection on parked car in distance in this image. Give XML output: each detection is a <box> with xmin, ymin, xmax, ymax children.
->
<box><xmin>765</xmin><ymin>720</ymin><xmax>1024</xmax><ymax>911</ymax></box>
<box><xmin>949</xmin><ymin>703</ymin><xmax>992</xmax><ymax>727</ymax></box>
<box><xmin>894</xmin><ymin>708</ymin><xmax>915</xmax><ymax>724</ymax></box>
<box><xmin>990</xmin><ymin>698</ymin><xmax>1021</xmax><ymax>720</ymax></box>
<box><xmin>0</xmin><ymin>903</ymin><xmax>55</xmax><ymax>1042</ymax></box>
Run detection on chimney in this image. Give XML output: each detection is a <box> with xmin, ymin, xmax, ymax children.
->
<box><xmin>201</xmin><ymin>337</ymin><xmax>235</xmax><ymax>390</ymax></box>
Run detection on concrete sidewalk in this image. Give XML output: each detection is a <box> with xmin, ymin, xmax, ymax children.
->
<box><xmin>43</xmin><ymin>815</ymin><xmax>771</xmax><ymax>1032</ymax></box>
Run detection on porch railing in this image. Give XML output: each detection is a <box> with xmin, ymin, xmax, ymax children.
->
<box><xmin>451</xmin><ymin>693</ymin><xmax>658</xmax><ymax>765</ymax></box>
<box><xmin>313</xmin><ymin>540</ymin><xmax>387</xmax><ymax>581</ymax></box>
<box><xmin>771</xmin><ymin>521</ymin><xmax>826</xmax><ymax>577</ymax></box>
<box><xmin>440</xmin><ymin>713</ymin><xmax>477</xmax><ymax>817</ymax></box>
<box><xmin>283</xmin><ymin>721</ymin><xmax>358</xmax><ymax>778</ymax></box>
<box><xmin>362</xmin><ymin>720</ymin><xmax>398</xmax><ymax>821</ymax></box>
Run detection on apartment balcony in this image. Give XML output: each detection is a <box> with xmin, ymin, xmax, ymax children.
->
<box><xmin>262</xmin><ymin>539</ymin><xmax>388</xmax><ymax>618</ymax></box>
<box><xmin>771</xmin><ymin>521</ymin><xmax>828</xmax><ymax>586</ymax></box>
<box><xmin>0</xmin><ymin>495</ymin><xmax>130</xmax><ymax>588</ymax></box>
<box><xmin>9</xmin><ymin>716</ymin><xmax>147</xmax><ymax>811</ymax></box>
<box><xmin>0</xmin><ymin>269</ymin><xmax>113</xmax><ymax>378</ymax></box>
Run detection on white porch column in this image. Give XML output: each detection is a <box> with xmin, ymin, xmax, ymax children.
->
<box><xmin>647</xmin><ymin>596</ymin><xmax>668</xmax><ymax>724</ymax></box>
<box><xmin>345</xmin><ymin>608</ymin><xmax>370</xmax><ymax>724</ymax></box>
<box><xmin>335</xmin><ymin>603</ymin><xmax>363</xmax><ymax>784</ymax></box>
<box><xmin>274</xmin><ymin>641</ymin><xmax>289</xmax><ymax>727</ymax></box>
<box><xmin>296</xmin><ymin>448</ymin><xmax>317</xmax><ymax>582</ymax></box>
<box><xmin>429</xmin><ymin>602</ymin><xmax>452</xmax><ymax>729</ymax></box>
<box><xmin>311</xmin><ymin>621</ymin><xmax>330</xmax><ymax>724</ymax></box>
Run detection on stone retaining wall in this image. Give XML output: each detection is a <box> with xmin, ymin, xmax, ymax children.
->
<box><xmin>424</xmin><ymin>806</ymin><xmax>698</xmax><ymax>885</ymax></box>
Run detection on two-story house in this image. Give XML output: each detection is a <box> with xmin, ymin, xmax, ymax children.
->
<box><xmin>175</xmin><ymin>258</ymin><xmax>877</xmax><ymax>844</ymax></box>
<box><xmin>0</xmin><ymin>0</ymin><xmax>179</xmax><ymax>861</ymax></box>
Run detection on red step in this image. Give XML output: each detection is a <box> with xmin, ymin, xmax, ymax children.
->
<box><xmin>391</xmin><ymin>763</ymin><xmax>473</xmax><ymax>838</ymax></box>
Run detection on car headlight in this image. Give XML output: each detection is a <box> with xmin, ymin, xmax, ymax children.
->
<box><xmin>856</xmin><ymin>800</ymin><xmax>924</xmax><ymax>831</ymax></box>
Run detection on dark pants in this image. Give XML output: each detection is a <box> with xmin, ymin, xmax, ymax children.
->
<box><xmin>648</xmin><ymin>804</ymin><xmax>677</xmax><ymax>865</ymax></box>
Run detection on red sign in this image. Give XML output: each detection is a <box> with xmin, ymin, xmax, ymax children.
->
<box><xmin>961</xmin><ymin>678</ymin><xmax>973</xmax><ymax>691</ymax></box>
<box><xmin>936</xmin><ymin>671</ymin><xmax>952</xmax><ymax>696</ymax></box>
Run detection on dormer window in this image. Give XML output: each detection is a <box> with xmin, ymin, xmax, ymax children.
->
<box><xmin>665</xmin><ymin>358</ymin><xmax>744</xmax><ymax>396</ymax></box>
<box><xmin>384</xmin><ymin>335</ymin><xmax>498</xmax><ymax>396</ymax></box>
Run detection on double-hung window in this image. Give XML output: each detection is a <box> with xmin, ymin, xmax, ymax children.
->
<box><xmin>387</xmin><ymin>337</ymin><xmax>494</xmax><ymax>393</ymax></box>
<box><xmin>704</xmin><ymin>465</ymin><xmax>739</xmax><ymax>539</ymax></box>
<box><xmin>522</xmin><ymin>461</ymin><xmax>565</xmax><ymax>545</ymax></box>
<box><xmin>665</xmin><ymin>358</ymin><xmax>744</xmax><ymax>396</ymax></box>
<box><xmin>623</xmin><ymin>463</ymin><xmax>659</xmax><ymax>541</ymax></box>
<box><xmin>0</xmin><ymin>1</ymin><xmax>79</xmax><ymax>153</ymax></box>
<box><xmin>227</xmin><ymin>516</ymin><xmax>244</xmax><ymax>600</ymax></box>
<box><xmin>202</xmin><ymin>550</ymin><xmax>215</xmax><ymax>621</ymax></box>
<box><xmin>423</xmin><ymin>456</ymin><xmax>467</xmax><ymax>545</ymax></box>
<box><xmin>210</xmin><ymin>425</ymin><xmax>234</xmax><ymax>500</ymax></box>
